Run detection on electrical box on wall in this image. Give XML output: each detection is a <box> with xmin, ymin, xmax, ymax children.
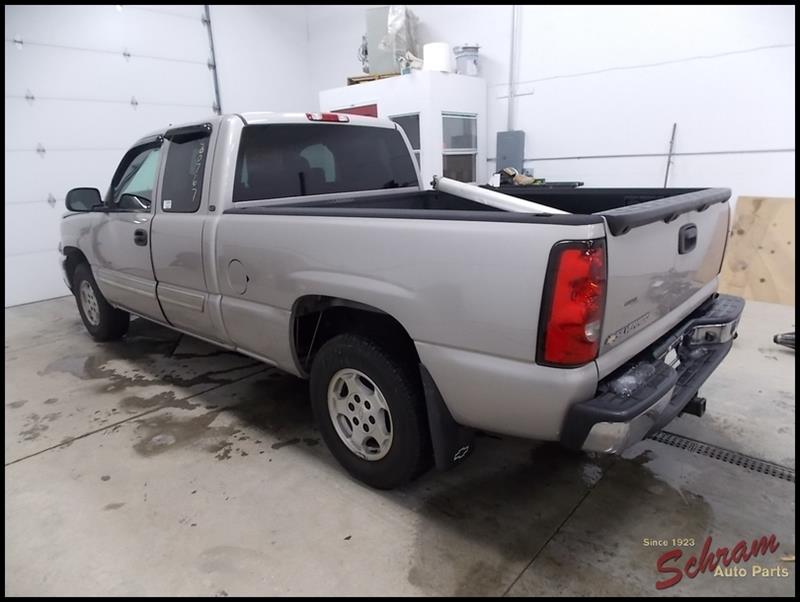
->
<box><xmin>496</xmin><ymin>130</ymin><xmax>525</xmax><ymax>173</ymax></box>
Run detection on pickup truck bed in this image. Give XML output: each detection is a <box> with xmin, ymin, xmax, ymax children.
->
<box><xmin>230</xmin><ymin>186</ymin><xmax>725</xmax><ymax>216</ymax></box>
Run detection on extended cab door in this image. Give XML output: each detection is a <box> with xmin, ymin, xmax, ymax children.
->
<box><xmin>91</xmin><ymin>137</ymin><xmax>166</xmax><ymax>321</ymax></box>
<box><xmin>150</xmin><ymin>123</ymin><xmax>222</xmax><ymax>340</ymax></box>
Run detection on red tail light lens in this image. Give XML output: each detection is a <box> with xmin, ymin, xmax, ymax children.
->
<box><xmin>306</xmin><ymin>112</ymin><xmax>349</xmax><ymax>123</ymax></box>
<box><xmin>538</xmin><ymin>239</ymin><xmax>607</xmax><ymax>367</ymax></box>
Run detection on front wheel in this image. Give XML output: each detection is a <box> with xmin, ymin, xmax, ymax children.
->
<box><xmin>309</xmin><ymin>334</ymin><xmax>431</xmax><ymax>489</ymax></box>
<box><xmin>73</xmin><ymin>262</ymin><xmax>130</xmax><ymax>341</ymax></box>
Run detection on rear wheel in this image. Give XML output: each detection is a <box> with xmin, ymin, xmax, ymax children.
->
<box><xmin>73</xmin><ymin>262</ymin><xmax>130</xmax><ymax>341</ymax></box>
<box><xmin>310</xmin><ymin>334</ymin><xmax>431</xmax><ymax>489</ymax></box>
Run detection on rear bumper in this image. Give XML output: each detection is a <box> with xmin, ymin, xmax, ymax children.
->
<box><xmin>560</xmin><ymin>293</ymin><xmax>745</xmax><ymax>453</ymax></box>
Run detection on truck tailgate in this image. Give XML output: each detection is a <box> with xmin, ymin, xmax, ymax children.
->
<box><xmin>597</xmin><ymin>192</ymin><xmax>730</xmax><ymax>374</ymax></box>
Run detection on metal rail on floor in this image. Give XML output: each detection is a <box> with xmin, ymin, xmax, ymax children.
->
<box><xmin>649</xmin><ymin>430</ymin><xmax>795</xmax><ymax>483</ymax></box>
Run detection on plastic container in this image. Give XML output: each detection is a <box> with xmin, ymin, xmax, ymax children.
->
<box><xmin>453</xmin><ymin>43</ymin><xmax>480</xmax><ymax>76</ymax></box>
<box><xmin>422</xmin><ymin>42</ymin><xmax>451</xmax><ymax>72</ymax></box>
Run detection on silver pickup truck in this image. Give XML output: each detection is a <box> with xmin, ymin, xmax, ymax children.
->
<box><xmin>60</xmin><ymin>112</ymin><xmax>744</xmax><ymax>489</ymax></box>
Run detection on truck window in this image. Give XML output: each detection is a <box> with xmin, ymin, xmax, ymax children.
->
<box><xmin>233</xmin><ymin>124</ymin><xmax>418</xmax><ymax>202</ymax></box>
<box><xmin>109</xmin><ymin>145</ymin><xmax>161</xmax><ymax>211</ymax></box>
<box><xmin>299</xmin><ymin>144</ymin><xmax>335</xmax><ymax>183</ymax></box>
<box><xmin>161</xmin><ymin>131</ymin><xmax>210</xmax><ymax>213</ymax></box>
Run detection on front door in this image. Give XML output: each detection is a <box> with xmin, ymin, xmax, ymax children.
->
<box><xmin>91</xmin><ymin>138</ymin><xmax>166</xmax><ymax>321</ymax></box>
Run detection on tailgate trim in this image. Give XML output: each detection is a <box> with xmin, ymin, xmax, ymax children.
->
<box><xmin>600</xmin><ymin>187</ymin><xmax>730</xmax><ymax>235</ymax></box>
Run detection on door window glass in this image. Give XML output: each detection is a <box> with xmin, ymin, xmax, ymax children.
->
<box><xmin>161</xmin><ymin>131</ymin><xmax>211</xmax><ymax>213</ymax></box>
<box><xmin>110</xmin><ymin>146</ymin><xmax>161</xmax><ymax>211</ymax></box>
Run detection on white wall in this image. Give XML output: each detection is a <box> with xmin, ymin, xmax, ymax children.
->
<box><xmin>307</xmin><ymin>5</ymin><xmax>796</xmax><ymax>200</ymax></box>
<box><xmin>209</xmin><ymin>5</ymin><xmax>314</xmax><ymax>113</ymax></box>
<box><xmin>4</xmin><ymin>4</ymin><xmax>311</xmax><ymax>307</ymax></box>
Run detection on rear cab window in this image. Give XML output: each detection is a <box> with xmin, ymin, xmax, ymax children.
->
<box><xmin>233</xmin><ymin>124</ymin><xmax>418</xmax><ymax>202</ymax></box>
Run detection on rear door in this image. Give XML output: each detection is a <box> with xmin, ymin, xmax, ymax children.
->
<box><xmin>150</xmin><ymin>123</ymin><xmax>222</xmax><ymax>340</ymax></box>
<box><xmin>91</xmin><ymin>138</ymin><xmax>166</xmax><ymax>321</ymax></box>
<box><xmin>597</xmin><ymin>195</ymin><xmax>730</xmax><ymax>371</ymax></box>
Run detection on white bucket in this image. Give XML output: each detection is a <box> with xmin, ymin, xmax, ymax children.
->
<box><xmin>453</xmin><ymin>43</ymin><xmax>480</xmax><ymax>76</ymax></box>
<box><xmin>422</xmin><ymin>42</ymin><xmax>451</xmax><ymax>72</ymax></box>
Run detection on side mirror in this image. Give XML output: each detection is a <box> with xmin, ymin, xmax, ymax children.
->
<box><xmin>65</xmin><ymin>188</ymin><xmax>102</xmax><ymax>212</ymax></box>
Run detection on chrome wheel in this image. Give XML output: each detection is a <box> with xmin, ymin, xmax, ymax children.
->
<box><xmin>327</xmin><ymin>368</ymin><xmax>393</xmax><ymax>461</ymax></box>
<box><xmin>79</xmin><ymin>280</ymin><xmax>100</xmax><ymax>326</ymax></box>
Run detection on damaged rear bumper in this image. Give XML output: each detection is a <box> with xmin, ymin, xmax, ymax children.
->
<box><xmin>560</xmin><ymin>293</ymin><xmax>745</xmax><ymax>453</ymax></box>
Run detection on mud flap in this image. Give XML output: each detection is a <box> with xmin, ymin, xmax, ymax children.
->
<box><xmin>419</xmin><ymin>364</ymin><xmax>475</xmax><ymax>470</ymax></box>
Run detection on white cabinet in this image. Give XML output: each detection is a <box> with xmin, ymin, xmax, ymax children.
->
<box><xmin>319</xmin><ymin>71</ymin><xmax>487</xmax><ymax>188</ymax></box>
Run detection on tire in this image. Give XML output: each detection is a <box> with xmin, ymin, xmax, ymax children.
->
<box><xmin>72</xmin><ymin>262</ymin><xmax>130</xmax><ymax>341</ymax></box>
<box><xmin>310</xmin><ymin>333</ymin><xmax>432</xmax><ymax>489</ymax></box>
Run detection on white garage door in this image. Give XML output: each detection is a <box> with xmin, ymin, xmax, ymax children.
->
<box><xmin>5</xmin><ymin>4</ymin><xmax>217</xmax><ymax>306</ymax></box>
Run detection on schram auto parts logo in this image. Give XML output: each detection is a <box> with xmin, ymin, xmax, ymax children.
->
<box><xmin>651</xmin><ymin>533</ymin><xmax>792</xmax><ymax>590</ymax></box>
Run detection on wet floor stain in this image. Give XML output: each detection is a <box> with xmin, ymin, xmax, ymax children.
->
<box><xmin>100</xmin><ymin>475</ymin><xmax>111</xmax><ymax>481</ymax></box>
<box><xmin>103</xmin><ymin>502</ymin><xmax>125</xmax><ymax>511</ymax></box>
<box><xmin>37</xmin><ymin>319</ymin><xmax>260</xmax><ymax>394</ymax></box>
<box><xmin>133</xmin><ymin>411</ymin><xmax>239</xmax><ymax>458</ymax></box>
<box><xmin>128</xmin><ymin>369</ymin><xmax>318</xmax><ymax>463</ymax></box>
<box><xmin>7</xmin><ymin>400</ymin><xmax>27</xmax><ymax>409</ymax></box>
<box><xmin>504</xmin><ymin>447</ymin><xmax>720</xmax><ymax>596</ymax></box>
<box><xmin>271</xmin><ymin>438</ymin><xmax>301</xmax><ymax>450</ymax></box>
<box><xmin>405</xmin><ymin>442</ymin><xmax>613</xmax><ymax>596</ymax></box>
<box><xmin>119</xmin><ymin>391</ymin><xmax>196</xmax><ymax>413</ymax></box>
<box><xmin>18</xmin><ymin>412</ymin><xmax>61</xmax><ymax>441</ymax></box>
<box><xmin>43</xmin><ymin>398</ymin><xmax>58</xmax><ymax>405</ymax></box>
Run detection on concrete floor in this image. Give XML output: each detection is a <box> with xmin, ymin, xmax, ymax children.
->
<box><xmin>5</xmin><ymin>296</ymin><xmax>796</xmax><ymax>596</ymax></box>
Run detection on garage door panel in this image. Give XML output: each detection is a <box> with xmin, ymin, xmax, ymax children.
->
<box><xmin>5</xmin><ymin>43</ymin><xmax>215</xmax><ymax>107</ymax></box>
<box><xmin>5</xmin><ymin>5</ymin><xmax>216</xmax><ymax>306</ymax></box>
<box><xmin>5</xmin><ymin>150</ymin><xmax>119</xmax><ymax>205</ymax></box>
<box><xmin>5</xmin><ymin>99</ymin><xmax>213</xmax><ymax>152</ymax></box>
<box><xmin>5</xmin><ymin>252</ymin><xmax>69</xmax><ymax>307</ymax></box>
<box><xmin>5</xmin><ymin>5</ymin><xmax>208</xmax><ymax>64</ymax></box>
<box><xmin>5</xmin><ymin>203</ymin><xmax>63</xmax><ymax>257</ymax></box>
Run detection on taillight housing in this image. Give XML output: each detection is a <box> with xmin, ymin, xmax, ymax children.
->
<box><xmin>306</xmin><ymin>112</ymin><xmax>349</xmax><ymax>123</ymax></box>
<box><xmin>537</xmin><ymin>239</ymin><xmax>607</xmax><ymax>367</ymax></box>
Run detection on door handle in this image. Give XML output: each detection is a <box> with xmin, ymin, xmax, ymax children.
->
<box><xmin>134</xmin><ymin>228</ymin><xmax>148</xmax><ymax>246</ymax></box>
<box><xmin>678</xmin><ymin>223</ymin><xmax>697</xmax><ymax>254</ymax></box>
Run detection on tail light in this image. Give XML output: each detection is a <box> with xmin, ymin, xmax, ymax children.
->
<box><xmin>306</xmin><ymin>112</ymin><xmax>349</xmax><ymax>123</ymax></box>
<box><xmin>537</xmin><ymin>239</ymin><xmax>607</xmax><ymax>367</ymax></box>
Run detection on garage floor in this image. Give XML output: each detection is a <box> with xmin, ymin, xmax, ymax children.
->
<box><xmin>5</xmin><ymin>296</ymin><xmax>796</xmax><ymax>596</ymax></box>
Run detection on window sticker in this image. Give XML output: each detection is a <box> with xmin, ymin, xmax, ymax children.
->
<box><xmin>163</xmin><ymin>199</ymin><xmax>172</xmax><ymax>209</ymax></box>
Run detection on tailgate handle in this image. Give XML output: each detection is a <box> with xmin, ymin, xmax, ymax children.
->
<box><xmin>678</xmin><ymin>223</ymin><xmax>697</xmax><ymax>254</ymax></box>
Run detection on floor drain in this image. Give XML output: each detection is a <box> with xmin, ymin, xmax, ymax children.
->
<box><xmin>649</xmin><ymin>430</ymin><xmax>795</xmax><ymax>483</ymax></box>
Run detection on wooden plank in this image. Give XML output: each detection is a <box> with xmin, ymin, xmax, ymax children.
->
<box><xmin>718</xmin><ymin>196</ymin><xmax>795</xmax><ymax>305</ymax></box>
<box><xmin>346</xmin><ymin>73</ymin><xmax>399</xmax><ymax>86</ymax></box>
